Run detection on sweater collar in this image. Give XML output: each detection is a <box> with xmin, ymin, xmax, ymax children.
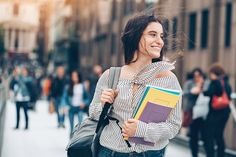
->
<box><xmin>131</xmin><ymin>61</ymin><xmax>175</xmax><ymax>85</ymax></box>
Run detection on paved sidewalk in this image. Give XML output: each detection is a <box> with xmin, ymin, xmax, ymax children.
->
<box><xmin>1</xmin><ymin>99</ymin><xmax>204</xmax><ymax>157</ymax></box>
<box><xmin>2</xmin><ymin>100</ymin><xmax>70</xmax><ymax>157</ymax></box>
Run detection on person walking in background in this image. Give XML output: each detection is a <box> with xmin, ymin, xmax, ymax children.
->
<box><xmin>89</xmin><ymin>13</ymin><xmax>182</xmax><ymax>157</ymax></box>
<box><xmin>64</xmin><ymin>70</ymin><xmax>87</xmax><ymax>137</ymax></box>
<box><xmin>204</xmin><ymin>63</ymin><xmax>231</xmax><ymax>157</ymax></box>
<box><xmin>50</xmin><ymin>65</ymin><xmax>68</xmax><ymax>128</ymax></box>
<box><xmin>83</xmin><ymin>78</ymin><xmax>92</xmax><ymax>115</ymax></box>
<box><xmin>42</xmin><ymin>75</ymin><xmax>52</xmax><ymax>100</ymax></box>
<box><xmin>11</xmin><ymin>66</ymin><xmax>32</xmax><ymax>130</ymax></box>
<box><xmin>89</xmin><ymin>64</ymin><xmax>103</xmax><ymax>98</ymax></box>
<box><xmin>183</xmin><ymin>68</ymin><xmax>207</xmax><ymax>157</ymax></box>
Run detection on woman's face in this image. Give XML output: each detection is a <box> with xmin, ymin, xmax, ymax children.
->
<box><xmin>209</xmin><ymin>72</ymin><xmax>217</xmax><ymax>80</ymax></box>
<box><xmin>138</xmin><ymin>22</ymin><xmax>164</xmax><ymax>59</ymax></box>
<box><xmin>21</xmin><ymin>67</ymin><xmax>28</xmax><ymax>76</ymax></box>
<box><xmin>194</xmin><ymin>71</ymin><xmax>203</xmax><ymax>83</ymax></box>
<box><xmin>71</xmin><ymin>72</ymin><xmax>79</xmax><ymax>83</ymax></box>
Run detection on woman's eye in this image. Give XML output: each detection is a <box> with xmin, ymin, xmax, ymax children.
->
<box><xmin>150</xmin><ymin>33</ymin><xmax>157</xmax><ymax>37</ymax></box>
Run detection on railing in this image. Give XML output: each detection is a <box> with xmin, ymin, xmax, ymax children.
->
<box><xmin>0</xmin><ymin>84</ymin><xmax>6</xmax><ymax>157</ymax></box>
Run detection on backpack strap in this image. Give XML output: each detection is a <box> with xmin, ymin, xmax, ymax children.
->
<box><xmin>108</xmin><ymin>67</ymin><xmax>121</xmax><ymax>89</ymax></box>
<box><xmin>95</xmin><ymin>67</ymin><xmax>121</xmax><ymax>133</ymax></box>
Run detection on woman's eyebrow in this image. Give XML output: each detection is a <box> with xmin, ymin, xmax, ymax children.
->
<box><xmin>147</xmin><ymin>30</ymin><xmax>163</xmax><ymax>34</ymax></box>
<box><xmin>147</xmin><ymin>31</ymin><xmax>157</xmax><ymax>33</ymax></box>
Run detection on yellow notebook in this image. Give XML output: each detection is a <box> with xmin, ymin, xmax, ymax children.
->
<box><xmin>134</xmin><ymin>85</ymin><xmax>181</xmax><ymax>120</ymax></box>
<box><xmin>125</xmin><ymin>85</ymin><xmax>181</xmax><ymax>146</ymax></box>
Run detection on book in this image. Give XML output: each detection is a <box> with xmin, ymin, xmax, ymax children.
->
<box><xmin>128</xmin><ymin>85</ymin><xmax>181</xmax><ymax>146</ymax></box>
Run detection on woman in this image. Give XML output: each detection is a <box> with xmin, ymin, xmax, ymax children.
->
<box><xmin>183</xmin><ymin>68</ymin><xmax>206</xmax><ymax>157</ymax></box>
<box><xmin>204</xmin><ymin>63</ymin><xmax>231</xmax><ymax>157</ymax></box>
<box><xmin>12</xmin><ymin>66</ymin><xmax>32</xmax><ymax>130</ymax></box>
<box><xmin>66</xmin><ymin>71</ymin><xmax>87</xmax><ymax>136</ymax></box>
<box><xmin>89</xmin><ymin>13</ymin><xmax>182</xmax><ymax>157</ymax></box>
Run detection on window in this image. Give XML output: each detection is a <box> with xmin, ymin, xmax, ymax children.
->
<box><xmin>225</xmin><ymin>3</ymin><xmax>232</xmax><ymax>47</ymax></box>
<box><xmin>111</xmin><ymin>33</ymin><xmax>117</xmax><ymax>55</ymax></box>
<box><xmin>112</xmin><ymin>0</ymin><xmax>117</xmax><ymax>21</ymax></box>
<box><xmin>124</xmin><ymin>0</ymin><xmax>134</xmax><ymax>15</ymax></box>
<box><xmin>13</xmin><ymin>2</ymin><xmax>19</xmax><ymax>15</ymax></box>
<box><xmin>188</xmin><ymin>13</ymin><xmax>197</xmax><ymax>50</ymax></box>
<box><xmin>201</xmin><ymin>9</ymin><xmax>209</xmax><ymax>49</ymax></box>
<box><xmin>172</xmin><ymin>17</ymin><xmax>178</xmax><ymax>50</ymax></box>
<box><xmin>14</xmin><ymin>30</ymin><xmax>19</xmax><ymax>50</ymax></box>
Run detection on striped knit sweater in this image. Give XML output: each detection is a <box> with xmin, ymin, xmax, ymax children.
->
<box><xmin>89</xmin><ymin>61</ymin><xmax>182</xmax><ymax>153</ymax></box>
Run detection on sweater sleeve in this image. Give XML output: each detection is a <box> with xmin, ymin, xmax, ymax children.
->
<box><xmin>89</xmin><ymin>70</ymin><xmax>109</xmax><ymax>120</ymax></box>
<box><xmin>134</xmin><ymin>74</ymin><xmax>183</xmax><ymax>143</ymax></box>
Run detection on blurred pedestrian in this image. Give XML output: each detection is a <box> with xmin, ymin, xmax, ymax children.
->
<box><xmin>82</xmin><ymin>78</ymin><xmax>92</xmax><ymax>115</ymax></box>
<box><xmin>203</xmin><ymin>63</ymin><xmax>231</xmax><ymax>157</ymax></box>
<box><xmin>64</xmin><ymin>71</ymin><xmax>87</xmax><ymax>137</ymax></box>
<box><xmin>89</xmin><ymin>13</ymin><xmax>182</xmax><ymax>157</ymax></box>
<box><xmin>50</xmin><ymin>65</ymin><xmax>68</xmax><ymax>128</ymax></box>
<box><xmin>89</xmin><ymin>65</ymin><xmax>103</xmax><ymax>98</ymax></box>
<box><xmin>183</xmin><ymin>68</ymin><xmax>207</xmax><ymax>157</ymax></box>
<box><xmin>11</xmin><ymin>66</ymin><xmax>32</xmax><ymax>130</ymax></box>
<box><xmin>42</xmin><ymin>75</ymin><xmax>52</xmax><ymax>100</ymax></box>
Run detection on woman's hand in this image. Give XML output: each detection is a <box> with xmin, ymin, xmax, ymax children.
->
<box><xmin>100</xmin><ymin>88</ymin><xmax>119</xmax><ymax>105</ymax></box>
<box><xmin>80</xmin><ymin>103</ymin><xmax>86</xmax><ymax>109</ymax></box>
<box><xmin>122</xmin><ymin>119</ymin><xmax>138</xmax><ymax>138</ymax></box>
<box><xmin>191</xmin><ymin>86</ymin><xmax>201</xmax><ymax>94</ymax></box>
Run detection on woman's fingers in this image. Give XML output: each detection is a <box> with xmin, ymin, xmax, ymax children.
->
<box><xmin>103</xmin><ymin>89</ymin><xmax>117</xmax><ymax>97</ymax></box>
<box><xmin>100</xmin><ymin>88</ymin><xmax>119</xmax><ymax>105</ymax></box>
<box><xmin>101</xmin><ymin>95</ymin><xmax>114</xmax><ymax>103</ymax></box>
<box><xmin>103</xmin><ymin>91</ymin><xmax>115</xmax><ymax>98</ymax></box>
<box><xmin>101</xmin><ymin>97</ymin><xmax>113</xmax><ymax>104</ymax></box>
<box><xmin>122</xmin><ymin>133</ymin><xmax>129</xmax><ymax>138</ymax></box>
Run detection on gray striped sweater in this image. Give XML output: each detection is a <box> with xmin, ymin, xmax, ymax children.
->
<box><xmin>89</xmin><ymin>61</ymin><xmax>182</xmax><ymax>153</ymax></box>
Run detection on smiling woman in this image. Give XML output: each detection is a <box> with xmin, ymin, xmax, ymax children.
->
<box><xmin>121</xmin><ymin>14</ymin><xmax>167</xmax><ymax>65</ymax></box>
<box><xmin>85</xmin><ymin>12</ymin><xmax>183</xmax><ymax>157</ymax></box>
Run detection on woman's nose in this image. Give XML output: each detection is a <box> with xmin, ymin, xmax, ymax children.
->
<box><xmin>155</xmin><ymin>37</ymin><xmax>164</xmax><ymax>47</ymax></box>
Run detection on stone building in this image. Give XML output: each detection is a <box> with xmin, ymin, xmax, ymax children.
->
<box><xmin>77</xmin><ymin>0</ymin><xmax>147</xmax><ymax>70</ymax></box>
<box><xmin>0</xmin><ymin>0</ymin><xmax>40</xmax><ymax>62</ymax></box>
<box><xmin>156</xmin><ymin>0</ymin><xmax>236</xmax><ymax>150</ymax></box>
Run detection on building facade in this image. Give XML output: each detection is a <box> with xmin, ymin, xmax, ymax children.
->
<box><xmin>156</xmin><ymin>0</ymin><xmax>236</xmax><ymax>150</ymax></box>
<box><xmin>0</xmin><ymin>0</ymin><xmax>40</xmax><ymax>62</ymax></box>
<box><xmin>77</xmin><ymin>0</ymin><xmax>146</xmax><ymax>71</ymax></box>
<box><xmin>37</xmin><ymin>0</ymin><xmax>54</xmax><ymax>64</ymax></box>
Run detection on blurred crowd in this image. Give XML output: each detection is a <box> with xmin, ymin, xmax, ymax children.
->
<box><xmin>5</xmin><ymin>61</ymin><xmax>234</xmax><ymax>157</ymax></box>
<box><xmin>8</xmin><ymin>64</ymin><xmax>103</xmax><ymax>137</ymax></box>
<box><xmin>182</xmin><ymin>63</ymin><xmax>232</xmax><ymax>157</ymax></box>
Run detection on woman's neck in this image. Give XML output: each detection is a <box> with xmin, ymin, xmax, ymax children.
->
<box><xmin>122</xmin><ymin>55</ymin><xmax>152</xmax><ymax>80</ymax></box>
<box><xmin>128</xmin><ymin>52</ymin><xmax>152</xmax><ymax>73</ymax></box>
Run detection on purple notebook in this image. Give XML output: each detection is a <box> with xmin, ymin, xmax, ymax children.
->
<box><xmin>128</xmin><ymin>101</ymin><xmax>172</xmax><ymax>146</ymax></box>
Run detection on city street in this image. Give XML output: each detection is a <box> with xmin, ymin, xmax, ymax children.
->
<box><xmin>1</xmin><ymin>99</ymin><xmax>204</xmax><ymax>157</ymax></box>
<box><xmin>0</xmin><ymin>0</ymin><xmax>236</xmax><ymax>157</ymax></box>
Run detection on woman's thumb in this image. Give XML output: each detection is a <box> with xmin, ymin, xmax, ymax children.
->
<box><xmin>114</xmin><ymin>89</ymin><xmax>119</xmax><ymax>96</ymax></box>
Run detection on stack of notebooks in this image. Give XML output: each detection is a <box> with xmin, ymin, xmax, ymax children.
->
<box><xmin>128</xmin><ymin>85</ymin><xmax>181</xmax><ymax>146</ymax></box>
